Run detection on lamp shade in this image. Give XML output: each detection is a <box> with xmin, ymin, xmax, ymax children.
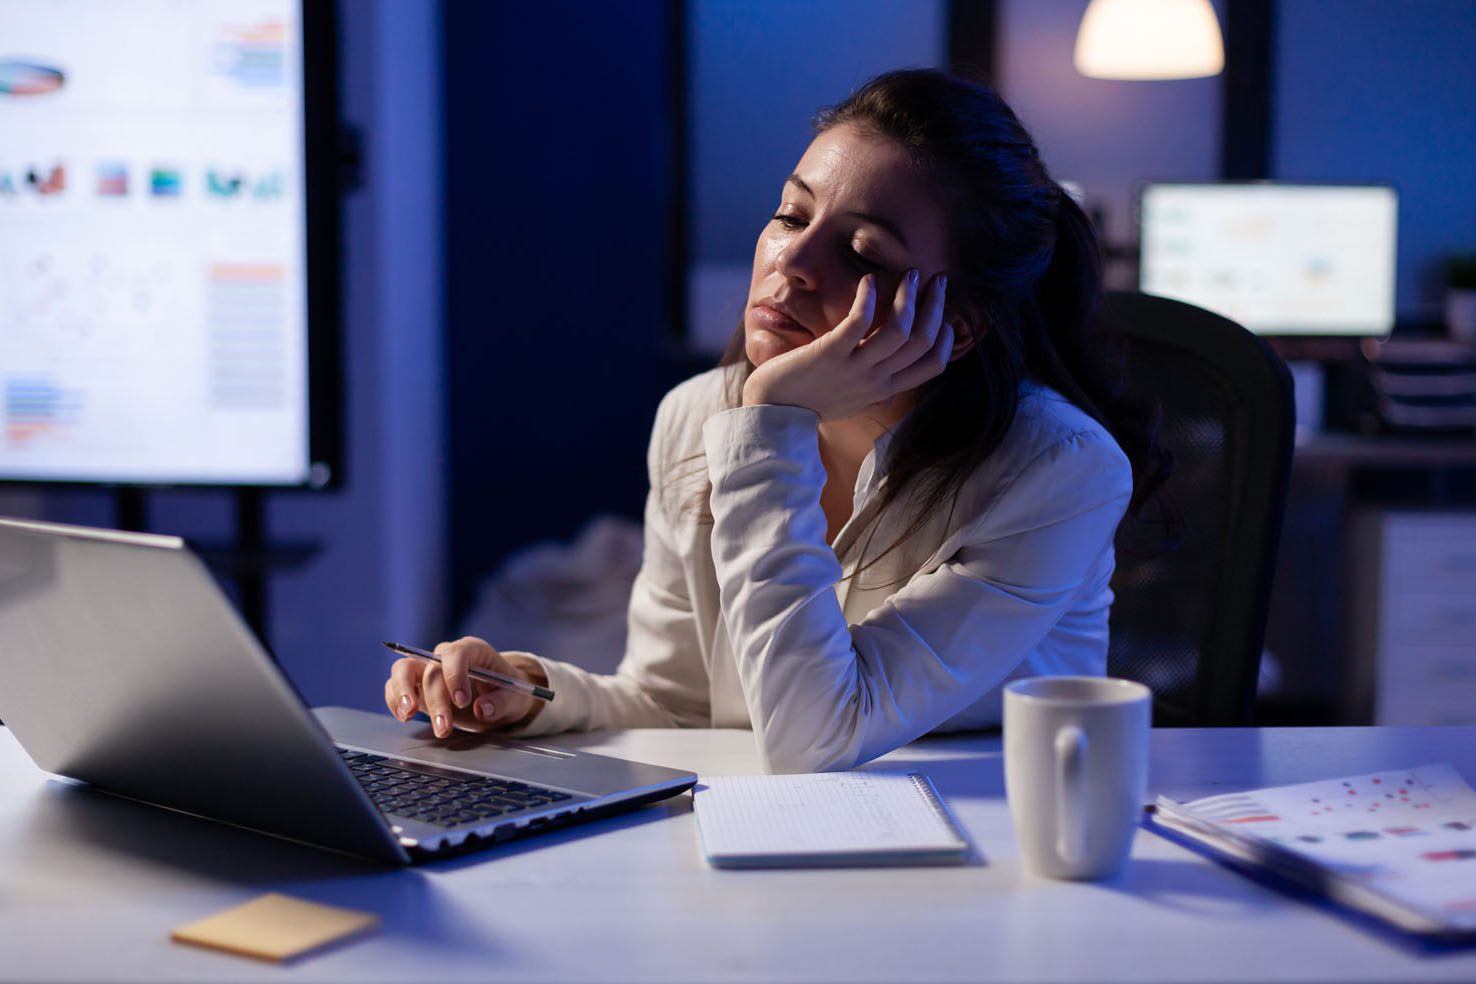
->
<box><xmin>1074</xmin><ymin>0</ymin><xmax>1225</xmax><ymax>80</ymax></box>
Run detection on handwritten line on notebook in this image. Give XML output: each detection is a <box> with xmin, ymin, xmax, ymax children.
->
<box><xmin>694</xmin><ymin>771</ymin><xmax>972</xmax><ymax>868</ymax></box>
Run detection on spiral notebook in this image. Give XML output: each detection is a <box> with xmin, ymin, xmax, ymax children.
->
<box><xmin>693</xmin><ymin>771</ymin><xmax>971</xmax><ymax>868</ymax></box>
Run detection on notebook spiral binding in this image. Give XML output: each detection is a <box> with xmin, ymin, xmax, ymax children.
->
<box><xmin>908</xmin><ymin>772</ymin><xmax>972</xmax><ymax>844</ymax></box>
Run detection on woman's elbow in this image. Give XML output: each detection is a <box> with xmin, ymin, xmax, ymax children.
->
<box><xmin>749</xmin><ymin>684</ymin><xmax>880</xmax><ymax>773</ymax></box>
<box><xmin>755</xmin><ymin>729</ymin><xmax>861</xmax><ymax>774</ymax></box>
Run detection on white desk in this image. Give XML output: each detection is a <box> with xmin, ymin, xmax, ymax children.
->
<box><xmin>3</xmin><ymin>723</ymin><xmax>1475</xmax><ymax>982</ymax></box>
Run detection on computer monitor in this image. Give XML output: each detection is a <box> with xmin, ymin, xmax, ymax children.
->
<box><xmin>0</xmin><ymin>0</ymin><xmax>341</xmax><ymax>488</ymax></box>
<box><xmin>1138</xmin><ymin>182</ymin><xmax>1397</xmax><ymax>337</ymax></box>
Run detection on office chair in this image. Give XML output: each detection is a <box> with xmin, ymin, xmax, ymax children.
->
<box><xmin>1101</xmin><ymin>291</ymin><xmax>1295</xmax><ymax>726</ymax></box>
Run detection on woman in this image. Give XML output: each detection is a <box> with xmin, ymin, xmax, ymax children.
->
<box><xmin>385</xmin><ymin>69</ymin><xmax>1166</xmax><ymax>773</ymax></box>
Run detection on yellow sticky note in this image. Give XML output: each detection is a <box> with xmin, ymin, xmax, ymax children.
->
<box><xmin>170</xmin><ymin>892</ymin><xmax>380</xmax><ymax>963</ymax></box>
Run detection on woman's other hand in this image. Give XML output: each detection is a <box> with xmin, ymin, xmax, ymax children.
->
<box><xmin>384</xmin><ymin>636</ymin><xmax>543</xmax><ymax>737</ymax></box>
<box><xmin>742</xmin><ymin>270</ymin><xmax>952</xmax><ymax>419</ymax></box>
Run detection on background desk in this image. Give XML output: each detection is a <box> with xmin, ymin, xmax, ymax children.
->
<box><xmin>1264</xmin><ymin>433</ymin><xmax>1476</xmax><ymax>725</ymax></box>
<box><xmin>3</xmin><ymin>723</ymin><xmax>1475</xmax><ymax>982</ymax></box>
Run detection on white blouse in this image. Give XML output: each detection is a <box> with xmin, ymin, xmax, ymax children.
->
<box><xmin>512</xmin><ymin>367</ymin><xmax>1133</xmax><ymax>773</ymax></box>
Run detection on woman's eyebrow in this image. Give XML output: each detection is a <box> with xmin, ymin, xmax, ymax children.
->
<box><xmin>785</xmin><ymin>173</ymin><xmax>814</xmax><ymax>197</ymax></box>
<box><xmin>785</xmin><ymin>173</ymin><xmax>910</xmax><ymax>248</ymax></box>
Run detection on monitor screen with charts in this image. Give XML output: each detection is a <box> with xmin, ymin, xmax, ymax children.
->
<box><xmin>1138</xmin><ymin>182</ymin><xmax>1398</xmax><ymax>337</ymax></box>
<box><xmin>0</xmin><ymin>0</ymin><xmax>340</xmax><ymax>487</ymax></box>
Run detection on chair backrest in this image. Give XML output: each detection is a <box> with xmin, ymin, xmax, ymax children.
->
<box><xmin>1101</xmin><ymin>291</ymin><xmax>1295</xmax><ymax>726</ymax></box>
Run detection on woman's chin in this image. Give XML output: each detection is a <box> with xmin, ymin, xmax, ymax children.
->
<box><xmin>745</xmin><ymin>328</ymin><xmax>805</xmax><ymax>366</ymax></box>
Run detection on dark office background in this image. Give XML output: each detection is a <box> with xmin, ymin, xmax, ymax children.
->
<box><xmin>4</xmin><ymin>0</ymin><xmax>1474</xmax><ymax>717</ymax></box>
<box><xmin>442</xmin><ymin>1</ymin><xmax>678</xmax><ymax>624</ymax></box>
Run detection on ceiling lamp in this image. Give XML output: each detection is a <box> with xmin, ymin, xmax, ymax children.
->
<box><xmin>1074</xmin><ymin>0</ymin><xmax>1225</xmax><ymax>80</ymax></box>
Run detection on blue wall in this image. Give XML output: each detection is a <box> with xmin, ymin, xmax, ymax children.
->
<box><xmin>690</xmin><ymin>0</ymin><xmax>945</xmax><ymax>267</ymax></box>
<box><xmin>1275</xmin><ymin>0</ymin><xmax>1476</xmax><ymax>321</ymax></box>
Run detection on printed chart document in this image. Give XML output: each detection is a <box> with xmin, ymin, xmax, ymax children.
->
<box><xmin>694</xmin><ymin>771</ymin><xmax>971</xmax><ymax>868</ymax></box>
<box><xmin>1147</xmin><ymin>763</ymin><xmax>1476</xmax><ymax>940</ymax></box>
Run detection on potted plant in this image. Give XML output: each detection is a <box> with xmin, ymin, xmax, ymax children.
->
<box><xmin>1447</xmin><ymin>252</ymin><xmax>1476</xmax><ymax>344</ymax></box>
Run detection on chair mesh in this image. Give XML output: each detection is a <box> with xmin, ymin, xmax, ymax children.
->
<box><xmin>1108</xmin><ymin>338</ymin><xmax>1236</xmax><ymax>725</ymax></box>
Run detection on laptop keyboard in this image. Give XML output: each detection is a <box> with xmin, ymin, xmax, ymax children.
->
<box><xmin>338</xmin><ymin>749</ymin><xmax>573</xmax><ymax>829</ymax></box>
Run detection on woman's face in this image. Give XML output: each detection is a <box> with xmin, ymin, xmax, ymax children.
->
<box><xmin>745</xmin><ymin>123</ymin><xmax>951</xmax><ymax>367</ymax></box>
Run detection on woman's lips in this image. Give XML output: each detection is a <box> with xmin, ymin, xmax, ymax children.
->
<box><xmin>750</xmin><ymin>304</ymin><xmax>811</xmax><ymax>336</ymax></box>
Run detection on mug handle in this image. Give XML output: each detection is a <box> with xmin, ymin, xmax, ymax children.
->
<box><xmin>1054</xmin><ymin>724</ymin><xmax>1087</xmax><ymax>864</ymax></box>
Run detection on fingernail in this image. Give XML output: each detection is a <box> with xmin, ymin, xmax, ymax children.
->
<box><xmin>434</xmin><ymin>714</ymin><xmax>447</xmax><ymax>736</ymax></box>
<box><xmin>939</xmin><ymin>274</ymin><xmax>948</xmax><ymax>292</ymax></box>
<box><xmin>907</xmin><ymin>268</ymin><xmax>919</xmax><ymax>286</ymax></box>
<box><xmin>454</xmin><ymin>688</ymin><xmax>468</xmax><ymax>708</ymax></box>
<box><xmin>399</xmin><ymin>693</ymin><xmax>412</xmax><ymax>718</ymax></box>
<box><xmin>478</xmin><ymin>698</ymin><xmax>496</xmax><ymax>720</ymax></box>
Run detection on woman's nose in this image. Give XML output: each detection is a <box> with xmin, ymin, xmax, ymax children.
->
<box><xmin>774</xmin><ymin>230</ymin><xmax>822</xmax><ymax>290</ymax></box>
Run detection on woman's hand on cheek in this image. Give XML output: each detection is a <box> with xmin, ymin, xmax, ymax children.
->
<box><xmin>742</xmin><ymin>271</ymin><xmax>953</xmax><ymax>420</ymax></box>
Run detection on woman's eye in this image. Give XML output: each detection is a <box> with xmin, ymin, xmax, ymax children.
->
<box><xmin>769</xmin><ymin>213</ymin><xmax>884</xmax><ymax>273</ymax></box>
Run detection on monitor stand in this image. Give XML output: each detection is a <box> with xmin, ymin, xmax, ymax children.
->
<box><xmin>1287</xmin><ymin>360</ymin><xmax>1325</xmax><ymax>445</ymax></box>
<box><xmin>113</xmin><ymin>488</ymin><xmax>318</xmax><ymax>656</ymax></box>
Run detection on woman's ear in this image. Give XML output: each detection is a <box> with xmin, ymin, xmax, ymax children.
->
<box><xmin>947</xmin><ymin>316</ymin><xmax>980</xmax><ymax>362</ymax></box>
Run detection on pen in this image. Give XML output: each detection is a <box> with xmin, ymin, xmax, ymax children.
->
<box><xmin>382</xmin><ymin>641</ymin><xmax>556</xmax><ymax>702</ymax></box>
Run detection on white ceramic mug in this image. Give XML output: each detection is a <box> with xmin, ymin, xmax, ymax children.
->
<box><xmin>1003</xmin><ymin>676</ymin><xmax>1150</xmax><ymax>880</ymax></box>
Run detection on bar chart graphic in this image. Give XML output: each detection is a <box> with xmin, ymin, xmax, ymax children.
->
<box><xmin>4</xmin><ymin>376</ymin><xmax>80</xmax><ymax>448</ymax></box>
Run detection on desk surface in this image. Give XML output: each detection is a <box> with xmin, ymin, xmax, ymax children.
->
<box><xmin>1294</xmin><ymin>432</ymin><xmax>1476</xmax><ymax>468</ymax></box>
<box><xmin>3</xmin><ymin>723</ymin><xmax>1475</xmax><ymax>982</ymax></box>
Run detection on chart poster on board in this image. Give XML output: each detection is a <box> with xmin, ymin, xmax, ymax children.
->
<box><xmin>0</xmin><ymin>0</ymin><xmax>314</xmax><ymax>485</ymax></box>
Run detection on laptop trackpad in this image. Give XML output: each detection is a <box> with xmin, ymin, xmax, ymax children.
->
<box><xmin>400</xmin><ymin>731</ymin><xmax>576</xmax><ymax>761</ymax></box>
<box><xmin>315</xmin><ymin>705</ymin><xmax>563</xmax><ymax>759</ymax></box>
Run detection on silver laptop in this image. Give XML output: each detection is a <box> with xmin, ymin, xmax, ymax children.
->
<box><xmin>0</xmin><ymin>517</ymin><xmax>696</xmax><ymax>864</ymax></box>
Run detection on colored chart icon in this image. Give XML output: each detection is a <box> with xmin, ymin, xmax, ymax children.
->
<box><xmin>150</xmin><ymin>167</ymin><xmax>183</xmax><ymax>198</ymax></box>
<box><xmin>96</xmin><ymin>163</ymin><xmax>129</xmax><ymax>197</ymax></box>
<box><xmin>0</xmin><ymin>61</ymin><xmax>66</xmax><ymax>96</ymax></box>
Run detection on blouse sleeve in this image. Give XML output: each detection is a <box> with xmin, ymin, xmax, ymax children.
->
<box><xmin>701</xmin><ymin>403</ymin><xmax>1132</xmax><ymax>773</ymax></box>
<box><xmin>510</xmin><ymin>395</ymin><xmax>712</xmax><ymax>736</ymax></box>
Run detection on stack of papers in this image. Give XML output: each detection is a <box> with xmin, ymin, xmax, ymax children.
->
<box><xmin>1149</xmin><ymin>763</ymin><xmax>1476</xmax><ymax>940</ymax></box>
